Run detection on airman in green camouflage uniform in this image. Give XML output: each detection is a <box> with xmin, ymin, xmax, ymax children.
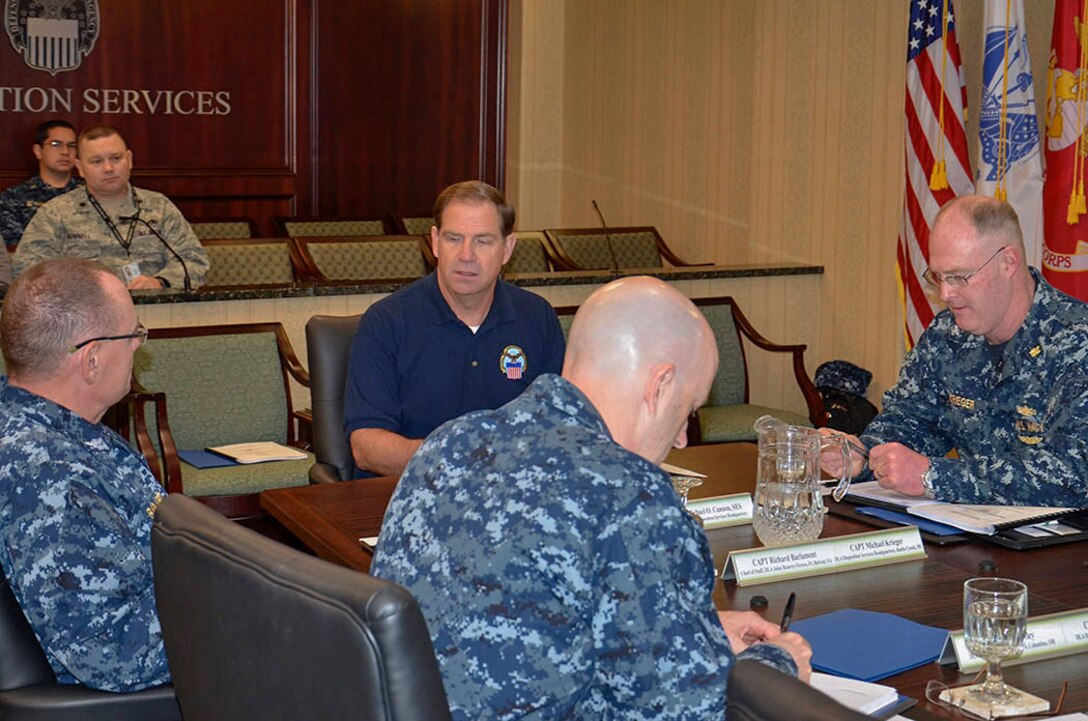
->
<box><xmin>13</xmin><ymin>125</ymin><xmax>208</xmax><ymax>290</ymax></box>
<box><xmin>15</xmin><ymin>185</ymin><xmax>209</xmax><ymax>289</ymax></box>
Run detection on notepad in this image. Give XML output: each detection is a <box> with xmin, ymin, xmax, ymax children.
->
<box><xmin>809</xmin><ymin>673</ymin><xmax>898</xmax><ymax>715</ymax></box>
<box><xmin>790</xmin><ymin>609</ymin><xmax>947</xmax><ymax>682</ymax></box>
<box><xmin>206</xmin><ymin>442</ymin><xmax>308</xmax><ymax>464</ymax></box>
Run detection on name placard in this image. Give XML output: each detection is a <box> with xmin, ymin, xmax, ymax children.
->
<box><xmin>940</xmin><ymin>608</ymin><xmax>1088</xmax><ymax>672</ymax></box>
<box><xmin>721</xmin><ymin>526</ymin><xmax>927</xmax><ymax>586</ymax></box>
<box><xmin>688</xmin><ymin>493</ymin><xmax>752</xmax><ymax>529</ymax></box>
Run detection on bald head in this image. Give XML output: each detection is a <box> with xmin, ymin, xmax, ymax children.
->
<box><xmin>563</xmin><ymin>277</ymin><xmax>718</xmax><ymax>463</ymax></box>
<box><xmin>932</xmin><ymin>194</ymin><xmax>1026</xmax><ymax>258</ymax></box>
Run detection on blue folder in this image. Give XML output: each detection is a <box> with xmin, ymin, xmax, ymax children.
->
<box><xmin>790</xmin><ymin>609</ymin><xmax>947</xmax><ymax>682</ymax></box>
<box><xmin>178</xmin><ymin>449</ymin><xmax>238</xmax><ymax>469</ymax></box>
<box><xmin>854</xmin><ymin>506</ymin><xmax>964</xmax><ymax>536</ymax></box>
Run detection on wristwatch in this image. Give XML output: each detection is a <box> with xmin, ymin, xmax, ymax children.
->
<box><xmin>920</xmin><ymin>465</ymin><xmax>936</xmax><ymax>499</ymax></box>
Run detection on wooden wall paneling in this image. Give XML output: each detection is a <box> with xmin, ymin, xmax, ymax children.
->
<box><xmin>311</xmin><ymin>0</ymin><xmax>507</xmax><ymax>219</ymax></box>
<box><xmin>0</xmin><ymin>0</ymin><xmax>300</xmax><ymax>235</ymax></box>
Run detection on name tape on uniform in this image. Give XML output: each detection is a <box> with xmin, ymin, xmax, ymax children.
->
<box><xmin>941</xmin><ymin>608</ymin><xmax>1088</xmax><ymax>673</ymax></box>
<box><xmin>721</xmin><ymin>526</ymin><xmax>927</xmax><ymax>586</ymax></box>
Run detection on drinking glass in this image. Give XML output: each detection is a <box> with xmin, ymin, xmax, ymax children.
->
<box><xmin>963</xmin><ymin>577</ymin><xmax>1028</xmax><ymax>703</ymax></box>
<box><xmin>671</xmin><ymin>474</ymin><xmax>704</xmax><ymax>516</ymax></box>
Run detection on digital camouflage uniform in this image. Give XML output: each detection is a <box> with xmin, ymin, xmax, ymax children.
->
<box><xmin>0</xmin><ymin>379</ymin><xmax>170</xmax><ymax>692</ymax></box>
<box><xmin>0</xmin><ymin>175</ymin><xmax>82</xmax><ymax>249</ymax></box>
<box><xmin>862</xmin><ymin>268</ymin><xmax>1088</xmax><ymax>507</ymax></box>
<box><xmin>373</xmin><ymin>374</ymin><xmax>796</xmax><ymax>721</ymax></box>
<box><xmin>13</xmin><ymin>185</ymin><xmax>209</xmax><ymax>289</ymax></box>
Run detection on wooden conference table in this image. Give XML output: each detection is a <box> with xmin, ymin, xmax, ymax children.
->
<box><xmin>261</xmin><ymin>443</ymin><xmax>1088</xmax><ymax>718</ymax></box>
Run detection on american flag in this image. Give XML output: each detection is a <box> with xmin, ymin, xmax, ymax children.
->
<box><xmin>898</xmin><ymin>0</ymin><xmax>974</xmax><ymax>348</ymax></box>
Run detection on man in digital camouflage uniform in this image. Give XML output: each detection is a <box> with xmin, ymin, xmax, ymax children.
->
<box><xmin>373</xmin><ymin>276</ymin><xmax>811</xmax><ymax>721</ymax></box>
<box><xmin>0</xmin><ymin>119</ymin><xmax>83</xmax><ymax>252</ymax></box>
<box><xmin>0</xmin><ymin>258</ymin><xmax>170</xmax><ymax>692</ymax></box>
<box><xmin>822</xmin><ymin>195</ymin><xmax>1088</xmax><ymax>507</ymax></box>
<box><xmin>14</xmin><ymin>125</ymin><xmax>208</xmax><ymax>290</ymax></box>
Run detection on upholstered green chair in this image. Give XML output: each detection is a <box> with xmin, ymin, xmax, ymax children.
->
<box><xmin>544</xmin><ymin>226</ymin><xmax>711</xmax><ymax>271</ymax></box>
<box><xmin>691</xmin><ymin>297</ymin><xmax>824</xmax><ymax>444</ymax></box>
<box><xmin>189</xmin><ymin>217</ymin><xmax>258</xmax><ymax>240</ymax></box>
<box><xmin>291</xmin><ymin>235</ymin><xmax>430</xmax><ymax>282</ymax></box>
<box><xmin>396</xmin><ymin>216</ymin><xmax>433</xmax><ymax>235</ymax></box>
<box><xmin>201</xmin><ymin>238</ymin><xmax>307</xmax><ymax>286</ymax></box>
<box><xmin>553</xmin><ymin>305</ymin><xmax>578</xmax><ymax>340</ymax></box>
<box><xmin>277</xmin><ymin>216</ymin><xmax>390</xmax><ymax>238</ymax></box>
<box><xmin>504</xmin><ymin>231</ymin><xmax>553</xmax><ymax>275</ymax></box>
<box><xmin>131</xmin><ymin>323</ymin><xmax>313</xmax><ymax>519</ymax></box>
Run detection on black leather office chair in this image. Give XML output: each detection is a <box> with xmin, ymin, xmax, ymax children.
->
<box><xmin>727</xmin><ymin>661</ymin><xmax>870</xmax><ymax>721</ymax></box>
<box><xmin>306</xmin><ymin>313</ymin><xmax>363</xmax><ymax>483</ymax></box>
<box><xmin>152</xmin><ymin>494</ymin><xmax>452</xmax><ymax>721</ymax></box>
<box><xmin>0</xmin><ymin>570</ymin><xmax>180</xmax><ymax>720</ymax></box>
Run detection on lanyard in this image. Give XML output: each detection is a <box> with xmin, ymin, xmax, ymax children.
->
<box><xmin>86</xmin><ymin>188</ymin><xmax>138</xmax><ymax>255</ymax></box>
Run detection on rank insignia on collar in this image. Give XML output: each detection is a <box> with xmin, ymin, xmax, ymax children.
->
<box><xmin>1016</xmin><ymin>405</ymin><xmax>1037</xmax><ymax>417</ymax></box>
<box><xmin>500</xmin><ymin>345</ymin><xmax>526</xmax><ymax>380</ymax></box>
<box><xmin>947</xmin><ymin>393</ymin><xmax>975</xmax><ymax>410</ymax></box>
<box><xmin>1029</xmin><ymin>346</ymin><xmax>1041</xmax><ymax>358</ymax></box>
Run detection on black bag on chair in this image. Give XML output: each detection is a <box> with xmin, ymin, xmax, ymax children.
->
<box><xmin>814</xmin><ymin>361</ymin><xmax>878</xmax><ymax>436</ymax></box>
<box><xmin>818</xmin><ymin>387</ymin><xmax>878</xmax><ymax>436</ymax></box>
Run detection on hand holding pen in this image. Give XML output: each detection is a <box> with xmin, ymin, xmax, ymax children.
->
<box><xmin>780</xmin><ymin>592</ymin><xmax>796</xmax><ymax>632</ymax></box>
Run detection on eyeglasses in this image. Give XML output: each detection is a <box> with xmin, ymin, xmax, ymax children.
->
<box><xmin>42</xmin><ymin>140</ymin><xmax>77</xmax><ymax>151</ymax></box>
<box><xmin>923</xmin><ymin>246</ymin><xmax>1008</xmax><ymax>289</ymax></box>
<box><xmin>68</xmin><ymin>321</ymin><xmax>148</xmax><ymax>353</ymax></box>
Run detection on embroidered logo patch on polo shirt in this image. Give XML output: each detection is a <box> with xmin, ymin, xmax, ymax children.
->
<box><xmin>500</xmin><ymin>345</ymin><xmax>526</xmax><ymax>380</ymax></box>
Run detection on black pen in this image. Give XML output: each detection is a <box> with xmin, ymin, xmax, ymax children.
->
<box><xmin>780</xmin><ymin>592</ymin><xmax>796</xmax><ymax>632</ymax></box>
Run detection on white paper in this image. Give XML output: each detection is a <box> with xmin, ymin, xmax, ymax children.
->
<box><xmin>809</xmin><ymin>673</ymin><xmax>898</xmax><ymax>715</ymax></box>
<box><xmin>846</xmin><ymin>481</ymin><xmax>1065</xmax><ymax>534</ymax></box>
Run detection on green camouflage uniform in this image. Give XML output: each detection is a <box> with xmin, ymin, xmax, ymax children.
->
<box><xmin>13</xmin><ymin>185</ymin><xmax>208</xmax><ymax>289</ymax></box>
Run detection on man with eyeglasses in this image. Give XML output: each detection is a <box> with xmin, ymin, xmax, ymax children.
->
<box><xmin>14</xmin><ymin>124</ymin><xmax>209</xmax><ymax>290</ymax></box>
<box><xmin>821</xmin><ymin>195</ymin><xmax>1088</xmax><ymax>507</ymax></box>
<box><xmin>0</xmin><ymin>258</ymin><xmax>171</xmax><ymax>692</ymax></box>
<box><xmin>0</xmin><ymin>120</ymin><xmax>83</xmax><ymax>253</ymax></box>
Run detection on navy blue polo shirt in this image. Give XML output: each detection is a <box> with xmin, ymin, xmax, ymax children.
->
<box><xmin>344</xmin><ymin>273</ymin><xmax>565</xmax><ymax>472</ymax></box>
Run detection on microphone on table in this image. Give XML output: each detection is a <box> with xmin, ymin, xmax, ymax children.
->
<box><xmin>591</xmin><ymin>199</ymin><xmax>621</xmax><ymax>275</ymax></box>
<box><xmin>121</xmin><ymin>194</ymin><xmax>192</xmax><ymax>291</ymax></box>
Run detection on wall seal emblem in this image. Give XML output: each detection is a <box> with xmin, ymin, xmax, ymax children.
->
<box><xmin>4</xmin><ymin>0</ymin><xmax>99</xmax><ymax>75</ymax></box>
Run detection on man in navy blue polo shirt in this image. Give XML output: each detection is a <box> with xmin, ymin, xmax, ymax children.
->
<box><xmin>344</xmin><ymin>181</ymin><xmax>566</xmax><ymax>477</ymax></box>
